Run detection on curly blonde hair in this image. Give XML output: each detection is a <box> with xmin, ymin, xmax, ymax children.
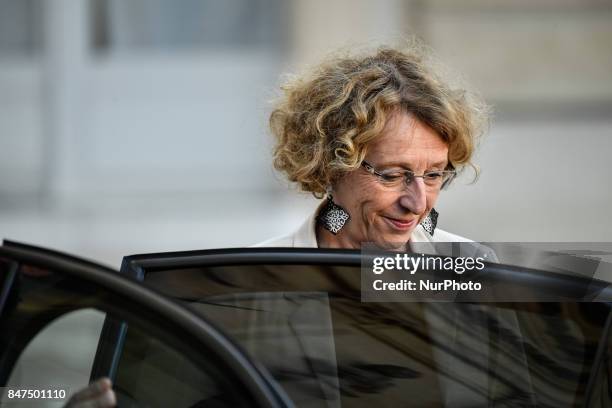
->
<box><xmin>270</xmin><ymin>44</ymin><xmax>489</xmax><ymax>198</ymax></box>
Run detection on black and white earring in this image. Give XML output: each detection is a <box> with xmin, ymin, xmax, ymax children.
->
<box><xmin>317</xmin><ymin>191</ymin><xmax>350</xmax><ymax>235</ymax></box>
<box><xmin>420</xmin><ymin>208</ymin><xmax>439</xmax><ymax>236</ymax></box>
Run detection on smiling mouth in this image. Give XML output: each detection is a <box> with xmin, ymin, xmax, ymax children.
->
<box><xmin>383</xmin><ymin>216</ymin><xmax>417</xmax><ymax>231</ymax></box>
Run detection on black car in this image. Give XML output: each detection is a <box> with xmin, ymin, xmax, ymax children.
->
<box><xmin>1</xmin><ymin>240</ymin><xmax>611</xmax><ymax>407</ymax></box>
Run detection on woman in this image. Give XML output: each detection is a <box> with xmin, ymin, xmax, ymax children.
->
<box><xmin>258</xmin><ymin>45</ymin><xmax>488</xmax><ymax>250</ymax></box>
<box><xmin>68</xmin><ymin>44</ymin><xmax>491</xmax><ymax>408</ymax></box>
<box><xmin>257</xmin><ymin>46</ymin><xmax>515</xmax><ymax>408</ymax></box>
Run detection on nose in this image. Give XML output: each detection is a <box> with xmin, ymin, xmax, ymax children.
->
<box><xmin>398</xmin><ymin>178</ymin><xmax>427</xmax><ymax>215</ymax></box>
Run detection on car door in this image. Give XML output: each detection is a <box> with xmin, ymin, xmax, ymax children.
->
<box><xmin>113</xmin><ymin>247</ymin><xmax>612</xmax><ymax>407</ymax></box>
<box><xmin>0</xmin><ymin>240</ymin><xmax>293</xmax><ymax>408</ymax></box>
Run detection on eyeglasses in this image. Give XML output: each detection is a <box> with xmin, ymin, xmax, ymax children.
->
<box><xmin>361</xmin><ymin>160</ymin><xmax>456</xmax><ymax>190</ymax></box>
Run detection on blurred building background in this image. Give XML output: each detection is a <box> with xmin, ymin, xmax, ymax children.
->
<box><xmin>1</xmin><ymin>0</ymin><xmax>612</xmax><ymax>267</ymax></box>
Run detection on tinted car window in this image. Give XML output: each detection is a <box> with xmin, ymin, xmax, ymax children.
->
<box><xmin>0</xmin><ymin>250</ymin><xmax>289</xmax><ymax>408</ymax></box>
<box><xmin>5</xmin><ymin>309</ymin><xmax>105</xmax><ymax>407</ymax></box>
<box><xmin>128</xmin><ymin>256</ymin><xmax>612</xmax><ymax>407</ymax></box>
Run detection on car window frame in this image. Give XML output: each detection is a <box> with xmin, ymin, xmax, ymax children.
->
<box><xmin>117</xmin><ymin>246</ymin><xmax>612</xmax><ymax>407</ymax></box>
<box><xmin>0</xmin><ymin>240</ymin><xmax>294</xmax><ymax>408</ymax></box>
<box><xmin>119</xmin><ymin>247</ymin><xmax>612</xmax><ymax>300</ymax></box>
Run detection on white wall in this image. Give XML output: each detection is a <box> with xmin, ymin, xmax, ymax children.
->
<box><xmin>1</xmin><ymin>0</ymin><xmax>611</xmax><ymax>267</ymax></box>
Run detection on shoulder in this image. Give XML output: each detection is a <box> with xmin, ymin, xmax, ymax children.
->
<box><xmin>412</xmin><ymin>226</ymin><xmax>498</xmax><ymax>262</ymax></box>
<box><xmin>434</xmin><ymin>228</ymin><xmax>498</xmax><ymax>262</ymax></box>
<box><xmin>411</xmin><ymin>225</ymin><xmax>472</xmax><ymax>243</ymax></box>
<box><xmin>253</xmin><ymin>210</ymin><xmax>319</xmax><ymax>248</ymax></box>
<box><xmin>431</xmin><ymin>228</ymin><xmax>473</xmax><ymax>243</ymax></box>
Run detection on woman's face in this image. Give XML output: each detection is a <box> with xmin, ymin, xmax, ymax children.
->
<box><xmin>329</xmin><ymin>111</ymin><xmax>449</xmax><ymax>250</ymax></box>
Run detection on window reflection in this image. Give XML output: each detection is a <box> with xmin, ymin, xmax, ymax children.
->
<box><xmin>0</xmin><ymin>0</ymin><xmax>42</xmax><ymax>55</ymax></box>
<box><xmin>91</xmin><ymin>0</ymin><xmax>287</xmax><ymax>51</ymax></box>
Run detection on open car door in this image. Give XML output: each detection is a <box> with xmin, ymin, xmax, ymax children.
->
<box><xmin>0</xmin><ymin>240</ymin><xmax>293</xmax><ymax>408</ymax></box>
<box><xmin>111</xmin><ymin>247</ymin><xmax>612</xmax><ymax>407</ymax></box>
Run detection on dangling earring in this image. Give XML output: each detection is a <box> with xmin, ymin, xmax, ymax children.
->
<box><xmin>420</xmin><ymin>208</ymin><xmax>439</xmax><ymax>236</ymax></box>
<box><xmin>317</xmin><ymin>191</ymin><xmax>350</xmax><ymax>235</ymax></box>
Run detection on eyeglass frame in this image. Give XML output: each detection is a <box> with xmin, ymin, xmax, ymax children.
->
<box><xmin>361</xmin><ymin>160</ymin><xmax>456</xmax><ymax>190</ymax></box>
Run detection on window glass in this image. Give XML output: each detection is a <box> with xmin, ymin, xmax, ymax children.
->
<box><xmin>0</xmin><ymin>0</ymin><xmax>42</xmax><ymax>56</ymax></box>
<box><xmin>109</xmin><ymin>314</ymin><xmax>244</xmax><ymax>407</ymax></box>
<box><xmin>5</xmin><ymin>309</ymin><xmax>105</xmax><ymax>408</ymax></box>
<box><xmin>0</xmin><ymin>262</ymin><xmax>261</xmax><ymax>408</ymax></box>
<box><xmin>91</xmin><ymin>0</ymin><xmax>287</xmax><ymax>52</ymax></box>
<box><xmin>586</xmin><ymin>321</ymin><xmax>612</xmax><ymax>407</ymax></box>
<box><xmin>141</xmin><ymin>263</ymin><xmax>612</xmax><ymax>407</ymax></box>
